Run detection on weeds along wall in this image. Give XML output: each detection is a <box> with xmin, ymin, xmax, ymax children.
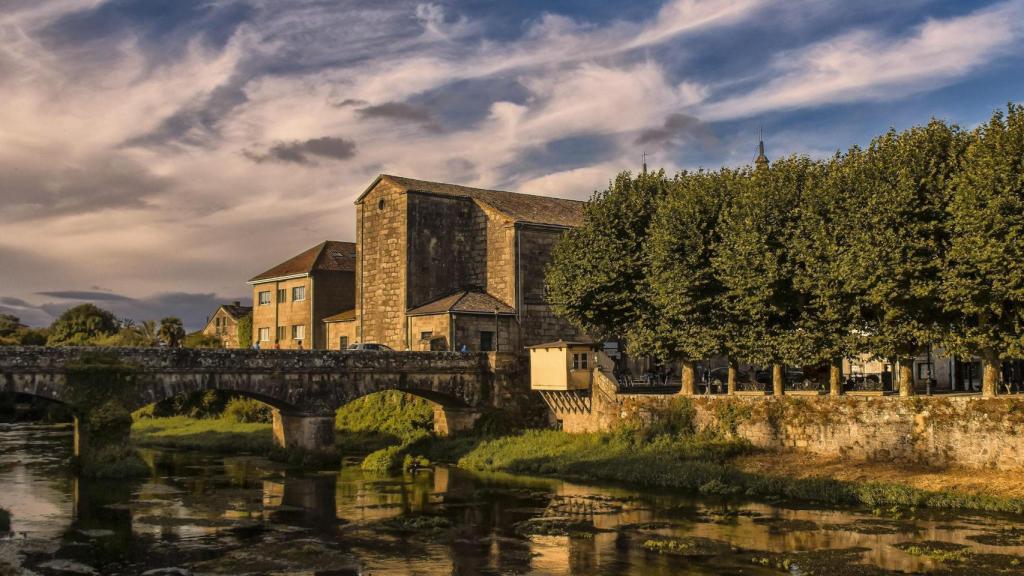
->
<box><xmin>556</xmin><ymin>374</ymin><xmax>1024</xmax><ymax>470</ymax></box>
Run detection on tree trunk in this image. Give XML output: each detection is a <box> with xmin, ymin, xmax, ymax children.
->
<box><xmin>898</xmin><ymin>359</ymin><xmax>915</xmax><ymax>397</ymax></box>
<box><xmin>772</xmin><ymin>363</ymin><xmax>784</xmax><ymax>396</ymax></box>
<box><xmin>982</xmin><ymin>349</ymin><xmax>1001</xmax><ymax>398</ymax></box>
<box><xmin>829</xmin><ymin>358</ymin><xmax>843</xmax><ymax>396</ymax></box>
<box><xmin>727</xmin><ymin>358</ymin><xmax>738</xmax><ymax>396</ymax></box>
<box><xmin>680</xmin><ymin>361</ymin><xmax>696</xmax><ymax>395</ymax></box>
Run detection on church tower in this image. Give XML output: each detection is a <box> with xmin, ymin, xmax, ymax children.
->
<box><xmin>754</xmin><ymin>128</ymin><xmax>769</xmax><ymax>170</ymax></box>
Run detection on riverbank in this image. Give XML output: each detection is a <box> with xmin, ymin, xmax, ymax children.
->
<box><xmin>446</xmin><ymin>429</ymin><xmax>1024</xmax><ymax>514</ymax></box>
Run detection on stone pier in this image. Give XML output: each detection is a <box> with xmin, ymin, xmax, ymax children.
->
<box><xmin>271</xmin><ymin>411</ymin><xmax>336</xmax><ymax>451</ymax></box>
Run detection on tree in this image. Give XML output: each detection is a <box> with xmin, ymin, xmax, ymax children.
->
<box><xmin>92</xmin><ymin>319</ymin><xmax>159</xmax><ymax>347</ymax></box>
<box><xmin>546</xmin><ymin>170</ymin><xmax>669</xmax><ymax>343</ymax></box>
<box><xmin>943</xmin><ymin>104</ymin><xmax>1024</xmax><ymax>396</ymax></box>
<box><xmin>644</xmin><ymin>169</ymin><xmax>735</xmax><ymax>393</ymax></box>
<box><xmin>790</xmin><ymin>153</ymin><xmax>866</xmax><ymax>394</ymax></box>
<box><xmin>158</xmin><ymin>317</ymin><xmax>186</xmax><ymax>348</ymax></box>
<box><xmin>713</xmin><ymin>157</ymin><xmax>816</xmax><ymax>394</ymax></box>
<box><xmin>847</xmin><ymin>120</ymin><xmax>967</xmax><ymax>396</ymax></box>
<box><xmin>47</xmin><ymin>304</ymin><xmax>119</xmax><ymax>346</ymax></box>
<box><xmin>0</xmin><ymin>314</ymin><xmax>24</xmax><ymax>338</ymax></box>
<box><xmin>183</xmin><ymin>331</ymin><xmax>222</xmax><ymax>348</ymax></box>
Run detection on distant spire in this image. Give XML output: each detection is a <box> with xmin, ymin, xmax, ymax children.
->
<box><xmin>755</xmin><ymin>126</ymin><xmax>769</xmax><ymax>170</ymax></box>
<box><xmin>642</xmin><ymin>151</ymin><xmax>648</xmax><ymax>174</ymax></box>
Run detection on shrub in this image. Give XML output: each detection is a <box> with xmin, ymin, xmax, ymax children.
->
<box><xmin>361</xmin><ymin>445</ymin><xmax>403</xmax><ymax>473</ymax></box>
<box><xmin>336</xmin><ymin>391</ymin><xmax>434</xmax><ymax>439</ymax></box>
<box><xmin>223</xmin><ymin>397</ymin><xmax>273</xmax><ymax>423</ymax></box>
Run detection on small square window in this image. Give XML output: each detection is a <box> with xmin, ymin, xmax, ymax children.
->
<box><xmin>479</xmin><ymin>331</ymin><xmax>495</xmax><ymax>352</ymax></box>
<box><xmin>258</xmin><ymin>291</ymin><xmax>271</xmax><ymax>305</ymax></box>
<box><xmin>420</xmin><ymin>331</ymin><xmax>433</xmax><ymax>341</ymax></box>
<box><xmin>292</xmin><ymin>285</ymin><xmax>306</xmax><ymax>301</ymax></box>
<box><xmin>572</xmin><ymin>353</ymin><xmax>589</xmax><ymax>370</ymax></box>
<box><xmin>258</xmin><ymin>327</ymin><xmax>270</xmax><ymax>342</ymax></box>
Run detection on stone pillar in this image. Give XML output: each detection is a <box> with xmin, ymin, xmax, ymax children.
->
<box><xmin>772</xmin><ymin>363</ymin><xmax>784</xmax><ymax>396</ymax></box>
<box><xmin>433</xmin><ymin>405</ymin><xmax>481</xmax><ymax>436</ymax></box>
<box><xmin>272</xmin><ymin>410</ymin><xmax>335</xmax><ymax>451</ymax></box>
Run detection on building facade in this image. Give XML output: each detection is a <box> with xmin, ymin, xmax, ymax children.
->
<box><xmin>248</xmin><ymin>241</ymin><xmax>356</xmax><ymax>350</ymax></box>
<box><xmin>325</xmin><ymin>174</ymin><xmax>587</xmax><ymax>353</ymax></box>
<box><xmin>201</xmin><ymin>302</ymin><xmax>252</xmax><ymax>348</ymax></box>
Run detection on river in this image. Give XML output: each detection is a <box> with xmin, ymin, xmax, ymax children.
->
<box><xmin>1</xmin><ymin>423</ymin><xmax>1023</xmax><ymax>575</ymax></box>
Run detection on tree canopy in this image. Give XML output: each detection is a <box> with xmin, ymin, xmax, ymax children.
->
<box><xmin>46</xmin><ymin>304</ymin><xmax>119</xmax><ymax>346</ymax></box>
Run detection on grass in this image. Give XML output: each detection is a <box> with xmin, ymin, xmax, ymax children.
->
<box><xmin>444</xmin><ymin>427</ymin><xmax>1024</xmax><ymax>514</ymax></box>
<box><xmin>131</xmin><ymin>415</ymin><xmax>274</xmax><ymax>453</ymax></box>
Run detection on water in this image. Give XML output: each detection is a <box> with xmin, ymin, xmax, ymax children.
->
<box><xmin>2</xmin><ymin>423</ymin><xmax>1024</xmax><ymax>575</ymax></box>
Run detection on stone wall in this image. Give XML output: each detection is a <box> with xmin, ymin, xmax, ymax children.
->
<box><xmin>406</xmin><ymin>192</ymin><xmax>486</xmax><ymax>310</ymax></box>
<box><xmin>357</xmin><ymin>179</ymin><xmax>408</xmax><ymax>348</ymax></box>
<box><xmin>549</xmin><ymin>373</ymin><xmax>1024</xmax><ymax>470</ymax></box>
<box><xmin>202</xmin><ymin>308</ymin><xmax>243</xmax><ymax>348</ymax></box>
<box><xmin>311</xmin><ymin>271</ymin><xmax>356</xmax><ymax>349</ymax></box>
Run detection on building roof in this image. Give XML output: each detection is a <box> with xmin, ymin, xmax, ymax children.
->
<box><xmin>407</xmin><ymin>290</ymin><xmax>516</xmax><ymax>316</ymax></box>
<box><xmin>323</xmin><ymin>308</ymin><xmax>356</xmax><ymax>323</ymax></box>
<box><xmin>358</xmin><ymin>174</ymin><xmax>586</xmax><ymax>228</ymax></box>
<box><xmin>249</xmin><ymin>240</ymin><xmax>356</xmax><ymax>283</ymax></box>
<box><xmin>526</xmin><ymin>339</ymin><xmax>597</xmax><ymax>349</ymax></box>
<box><xmin>220</xmin><ymin>303</ymin><xmax>252</xmax><ymax>320</ymax></box>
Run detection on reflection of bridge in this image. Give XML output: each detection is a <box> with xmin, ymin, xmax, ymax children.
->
<box><xmin>0</xmin><ymin>346</ymin><xmax>515</xmax><ymax>453</ymax></box>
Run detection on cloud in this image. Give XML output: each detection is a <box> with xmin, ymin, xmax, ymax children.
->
<box><xmin>356</xmin><ymin>101</ymin><xmax>441</xmax><ymax>131</ymax></box>
<box><xmin>37</xmin><ymin>290</ymin><xmax>133</xmax><ymax>301</ymax></box>
<box><xmin>701</xmin><ymin>0</ymin><xmax>1024</xmax><ymax>120</ymax></box>
<box><xmin>243</xmin><ymin>136</ymin><xmax>357</xmax><ymax>165</ymax></box>
<box><xmin>636</xmin><ymin>113</ymin><xmax>717</xmax><ymax>150</ymax></box>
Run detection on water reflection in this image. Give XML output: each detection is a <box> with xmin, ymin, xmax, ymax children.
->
<box><xmin>1</xmin><ymin>423</ymin><xmax>1024</xmax><ymax>575</ymax></box>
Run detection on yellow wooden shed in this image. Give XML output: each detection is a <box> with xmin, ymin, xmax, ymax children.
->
<box><xmin>527</xmin><ymin>340</ymin><xmax>597</xmax><ymax>391</ymax></box>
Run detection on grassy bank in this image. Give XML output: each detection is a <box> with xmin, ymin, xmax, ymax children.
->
<box><xmin>444</xmin><ymin>428</ymin><xmax>1024</xmax><ymax>515</ymax></box>
<box><xmin>132</xmin><ymin>416</ymin><xmax>274</xmax><ymax>453</ymax></box>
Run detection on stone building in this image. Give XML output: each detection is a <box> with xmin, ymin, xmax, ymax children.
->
<box><xmin>201</xmin><ymin>302</ymin><xmax>252</xmax><ymax>348</ymax></box>
<box><xmin>327</xmin><ymin>174</ymin><xmax>588</xmax><ymax>354</ymax></box>
<box><xmin>248</xmin><ymin>240</ymin><xmax>356</xmax><ymax>350</ymax></box>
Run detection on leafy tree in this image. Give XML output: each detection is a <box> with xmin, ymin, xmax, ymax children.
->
<box><xmin>713</xmin><ymin>157</ymin><xmax>816</xmax><ymax>394</ymax></box>
<box><xmin>237</xmin><ymin>314</ymin><xmax>253</xmax><ymax>349</ymax></box>
<box><xmin>790</xmin><ymin>153</ymin><xmax>866</xmax><ymax>393</ymax></box>
<box><xmin>644</xmin><ymin>169</ymin><xmax>736</xmax><ymax>392</ymax></box>
<box><xmin>546</xmin><ymin>170</ymin><xmax>669</xmax><ymax>344</ymax></box>
<box><xmin>92</xmin><ymin>320</ymin><xmax>159</xmax><ymax>347</ymax></box>
<box><xmin>0</xmin><ymin>314</ymin><xmax>24</xmax><ymax>338</ymax></box>
<box><xmin>943</xmin><ymin>104</ymin><xmax>1024</xmax><ymax>396</ymax></box>
<box><xmin>158</xmin><ymin>317</ymin><xmax>186</xmax><ymax>348</ymax></box>
<box><xmin>847</xmin><ymin>120</ymin><xmax>967</xmax><ymax>395</ymax></box>
<box><xmin>47</xmin><ymin>304</ymin><xmax>119</xmax><ymax>346</ymax></box>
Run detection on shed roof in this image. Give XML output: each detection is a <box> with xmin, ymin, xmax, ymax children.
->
<box><xmin>323</xmin><ymin>308</ymin><xmax>356</xmax><ymax>323</ymax></box>
<box><xmin>407</xmin><ymin>290</ymin><xmax>516</xmax><ymax>316</ymax></box>
<box><xmin>249</xmin><ymin>240</ymin><xmax>356</xmax><ymax>283</ymax></box>
<box><xmin>358</xmin><ymin>174</ymin><xmax>585</xmax><ymax>228</ymax></box>
<box><xmin>525</xmin><ymin>339</ymin><xmax>597</xmax><ymax>349</ymax></box>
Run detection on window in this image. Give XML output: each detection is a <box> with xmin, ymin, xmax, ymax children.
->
<box><xmin>258</xmin><ymin>327</ymin><xmax>270</xmax><ymax>342</ymax></box>
<box><xmin>276</xmin><ymin>326</ymin><xmax>287</xmax><ymax>341</ymax></box>
<box><xmin>420</xmin><ymin>331</ymin><xmax>433</xmax><ymax>341</ymax></box>
<box><xmin>292</xmin><ymin>324</ymin><xmax>305</xmax><ymax>340</ymax></box>
<box><xmin>916</xmin><ymin>363</ymin><xmax>933</xmax><ymax>380</ymax></box>
<box><xmin>339</xmin><ymin>336</ymin><xmax>349</xmax><ymax>349</ymax></box>
<box><xmin>479</xmin><ymin>331</ymin><xmax>495</xmax><ymax>352</ymax></box>
<box><xmin>258</xmin><ymin>291</ymin><xmax>271</xmax><ymax>305</ymax></box>
<box><xmin>378</xmin><ymin>198</ymin><xmax>385</xmax><ymax>210</ymax></box>
<box><xmin>572</xmin><ymin>353</ymin><xmax>589</xmax><ymax>370</ymax></box>
<box><xmin>277</xmin><ymin>288</ymin><xmax>287</xmax><ymax>303</ymax></box>
<box><xmin>292</xmin><ymin>285</ymin><xmax>306</xmax><ymax>301</ymax></box>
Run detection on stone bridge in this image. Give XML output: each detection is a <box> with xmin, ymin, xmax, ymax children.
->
<box><xmin>0</xmin><ymin>346</ymin><xmax>517</xmax><ymax>453</ymax></box>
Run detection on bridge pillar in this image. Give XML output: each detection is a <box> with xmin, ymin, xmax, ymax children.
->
<box><xmin>271</xmin><ymin>410</ymin><xmax>335</xmax><ymax>452</ymax></box>
<box><xmin>432</xmin><ymin>405</ymin><xmax>481</xmax><ymax>436</ymax></box>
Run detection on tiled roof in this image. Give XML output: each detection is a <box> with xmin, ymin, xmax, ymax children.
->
<box><xmin>221</xmin><ymin>304</ymin><xmax>252</xmax><ymax>320</ymax></box>
<box><xmin>526</xmin><ymin>339</ymin><xmax>596</xmax><ymax>349</ymax></box>
<box><xmin>323</xmin><ymin>308</ymin><xmax>356</xmax><ymax>323</ymax></box>
<box><xmin>249</xmin><ymin>241</ymin><xmax>356</xmax><ymax>283</ymax></box>
<box><xmin>407</xmin><ymin>290</ymin><xmax>516</xmax><ymax>316</ymax></box>
<box><xmin>360</xmin><ymin>175</ymin><xmax>586</xmax><ymax>228</ymax></box>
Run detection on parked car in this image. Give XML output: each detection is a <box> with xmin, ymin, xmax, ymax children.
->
<box><xmin>346</xmin><ymin>342</ymin><xmax>393</xmax><ymax>352</ymax></box>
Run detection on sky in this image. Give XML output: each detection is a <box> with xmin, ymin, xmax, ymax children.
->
<box><xmin>1</xmin><ymin>0</ymin><xmax>1023</xmax><ymax>330</ymax></box>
